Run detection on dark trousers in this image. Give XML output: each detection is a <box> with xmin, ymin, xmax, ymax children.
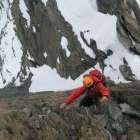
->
<box><xmin>79</xmin><ymin>92</ymin><xmax>101</xmax><ymax>107</ymax></box>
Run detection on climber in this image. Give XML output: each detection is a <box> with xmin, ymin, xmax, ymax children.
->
<box><xmin>60</xmin><ymin>68</ymin><xmax>110</xmax><ymax>109</ymax></box>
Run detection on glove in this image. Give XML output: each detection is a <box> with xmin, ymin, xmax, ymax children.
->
<box><xmin>100</xmin><ymin>96</ymin><xmax>109</xmax><ymax>103</ymax></box>
<box><xmin>60</xmin><ymin>103</ymin><xmax>67</xmax><ymax>109</ymax></box>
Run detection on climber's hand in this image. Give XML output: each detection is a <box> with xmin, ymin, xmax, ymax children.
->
<box><xmin>60</xmin><ymin>103</ymin><xmax>67</xmax><ymax>109</ymax></box>
<box><xmin>100</xmin><ymin>96</ymin><xmax>109</xmax><ymax>103</ymax></box>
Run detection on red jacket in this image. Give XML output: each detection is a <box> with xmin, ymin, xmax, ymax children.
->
<box><xmin>64</xmin><ymin>69</ymin><xmax>110</xmax><ymax>106</ymax></box>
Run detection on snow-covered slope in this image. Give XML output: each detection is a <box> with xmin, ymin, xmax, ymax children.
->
<box><xmin>55</xmin><ymin>0</ymin><xmax>140</xmax><ymax>82</ymax></box>
<box><xmin>136</xmin><ymin>0</ymin><xmax>140</xmax><ymax>7</ymax></box>
<box><xmin>1</xmin><ymin>0</ymin><xmax>140</xmax><ymax>92</ymax></box>
<box><xmin>56</xmin><ymin>0</ymin><xmax>117</xmax><ymax>52</ymax></box>
<box><xmin>0</xmin><ymin>0</ymin><xmax>23</xmax><ymax>88</ymax></box>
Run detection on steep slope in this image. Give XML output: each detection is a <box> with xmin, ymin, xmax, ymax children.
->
<box><xmin>0</xmin><ymin>94</ymin><xmax>108</xmax><ymax>140</ymax></box>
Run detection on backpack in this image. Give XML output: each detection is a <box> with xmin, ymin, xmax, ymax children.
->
<box><xmin>89</xmin><ymin>69</ymin><xmax>105</xmax><ymax>83</ymax></box>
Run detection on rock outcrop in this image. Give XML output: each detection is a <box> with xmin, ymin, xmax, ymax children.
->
<box><xmin>0</xmin><ymin>93</ymin><xmax>109</xmax><ymax>140</ymax></box>
<box><xmin>119</xmin><ymin>58</ymin><xmax>136</xmax><ymax>81</ymax></box>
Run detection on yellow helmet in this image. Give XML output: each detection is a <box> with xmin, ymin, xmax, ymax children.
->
<box><xmin>83</xmin><ymin>76</ymin><xmax>94</xmax><ymax>88</ymax></box>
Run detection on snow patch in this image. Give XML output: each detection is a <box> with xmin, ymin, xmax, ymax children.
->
<box><xmin>136</xmin><ymin>0</ymin><xmax>140</xmax><ymax>7</ymax></box>
<box><xmin>131</xmin><ymin>10</ymin><xmax>136</xmax><ymax>20</ymax></box>
<box><xmin>19</xmin><ymin>0</ymin><xmax>30</xmax><ymax>27</ymax></box>
<box><xmin>32</xmin><ymin>26</ymin><xmax>36</xmax><ymax>33</ymax></box>
<box><xmin>61</xmin><ymin>36</ymin><xmax>71</xmax><ymax>57</ymax></box>
<box><xmin>41</xmin><ymin>0</ymin><xmax>48</xmax><ymax>6</ymax></box>
<box><xmin>27</xmin><ymin>51</ymin><xmax>35</xmax><ymax>61</ymax></box>
<box><xmin>57</xmin><ymin>57</ymin><xmax>60</xmax><ymax>64</ymax></box>
<box><xmin>29</xmin><ymin>65</ymin><xmax>94</xmax><ymax>92</ymax></box>
<box><xmin>43</xmin><ymin>52</ymin><xmax>48</xmax><ymax>58</ymax></box>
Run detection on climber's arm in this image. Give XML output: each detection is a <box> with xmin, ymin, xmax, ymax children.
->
<box><xmin>64</xmin><ymin>86</ymin><xmax>86</xmax><ymax>105</ymax></box>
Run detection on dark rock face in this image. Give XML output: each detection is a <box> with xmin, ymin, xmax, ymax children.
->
<box><xmin>119</xmin><ymin>103</ymin><xmax>140</xmax><ymax>118</ymax></box>
<box><xmin>111</xmin><ymin>81</ymin><xmax>140</xmax><ymax>108</ymax></box>
<box><xmin>11</xmin><ymin>0</ymin><xmax>96</xmax><ymax>79</ymax></box>
<box><xmin>80</xmin><ymin>32</ymin><xmax>109</xmax><ymax>71</ymax></box>
<box><xmin>119</xmin><ymin>58</ymin><xmax>136</xmax><ymax>81</ymax></box>
<box><xmin>0</xmin><ymin>72</ymin><xmax>33</xmax><ymax>97</ymax></box>
<box><xmin>106</xmin><ymin>102</ymin><xmax>129</xmax><ymax>135</ymax></box>
<box><xmin>107</xmin><ymin>81</ymin><xmax>140</xmax><ymax>139</ymax></box>
<box><xmin>97</xmin><ymin>0</ymin><xmax>121</xmax><ymax>15</ymax></box>
<box><xmin>119</xmin><ymin>65</ymin><xmax>136</xmax><ymax>81</ymax></box>
<box><xmin>97</xmin><ymin>0</ymin><xmax>140</xmax><ymax>54</ymax></box>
